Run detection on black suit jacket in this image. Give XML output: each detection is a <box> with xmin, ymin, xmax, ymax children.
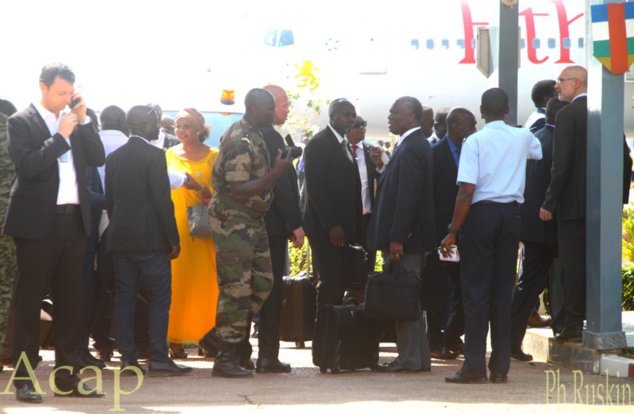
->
<box><xmin>543</xmin><ymin>96</ymin><xmax>587</xmax><ymax>220</ymax></box>
<box><xmin>431</xmin><ymin>137</ymin><xmax>459</xmax><ymax>246</ymax></box>
<box><xmin>521</xmin><ymin>125</ymin><xmax>557</xmax><ymax>245</ymax></box>
<box><xmin>105</xmin><ymin>136</ymin><xmax>179</xmax><ymax>253</ymax></box>
<box><xmin>261</xmin><ymin>126</ymin><xmax>302</xmax><ymax>237</ymax></box>
<box><xmin>367</xmin><ymin>129</ymin><xmax>435</xmax><ymax>253</ymax></box>
<box><xmin>302</xmin><ymin>126</ymin><xmax>361</xmax><ymax>241</ymax></box>
<box><xmin>3</xmin><ymin>104</ymin><xmax>105</xmax><ymax>239</ymax></box>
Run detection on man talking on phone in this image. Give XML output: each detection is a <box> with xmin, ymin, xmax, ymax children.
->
<box><xmin>3</xmin><ymin>63</ymin><xmax>105</xmax><ymax>402</ymax></box>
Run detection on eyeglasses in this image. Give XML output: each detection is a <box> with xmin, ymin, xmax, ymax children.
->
<box><xmin>143</xmin><ymin>108</ymin><xmax>156</xmax><ymax>120</ymax></box>
<box><xmin>354</xmin><ymin>120</ymin><xmax>367</xmax><ymax>129</ymax></box>
<box><xmin>556</xmin><ymin>77</ymin><xmax>577</xmax><ymax>84</ymax></box>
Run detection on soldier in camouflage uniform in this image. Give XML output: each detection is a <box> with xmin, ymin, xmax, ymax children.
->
<box><xmin>199</xmin><ymin>88</ymin><xmax>292</xmax><ymax>378</ymax></box>
<box><xmin>0</xmin><ymin>99</ymin><xmax>18</xmax><ymax>371</ymax></box>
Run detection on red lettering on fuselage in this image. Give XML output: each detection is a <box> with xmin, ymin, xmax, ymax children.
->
<box><xmin>459</xmin><ymin>0</ymin><xmax>488</xmax><ymax>64</ymax></box>
<box><xmin>459</xmin><ymin>0</ymin><xmax>582</xmax><ymax>65</ymax></box>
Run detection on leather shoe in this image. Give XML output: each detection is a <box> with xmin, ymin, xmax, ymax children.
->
<box><xmin>241</xmin><ymin>358</ymin><xmax>255</xmax><ymax>371</ymax></box>
<box><xmin>490</xmin><ymin>373</ymin><xmax>508</xmax><ymax>383</ymax></box>
<box><xmin>448</xmin><ymin>344</ymin><xmax>464</xmax><ymax>355</ymax></box>
<box><xmin>121</xmin><ymin>360</ymin><xmax>147</xmax><ymax>376</ymax></box>
<box><xmin>555</xmin><ymin>326</ymin><xmax>582</xmax><ymax>342</ymax></box>
<box><xmin>78</xmin><ymin>352</ymin><xmax>106</xmax><ymax>369</ymax></box>
<box><xmin>97</xmin><ymin>350</ymin><xmax>114</xmax><ymax>362</ymax></box>
<box><xmin>430</xmin><ymin>347</ymin><xmax>458</xmax><ymax>360</ymax></box>
<box><xmin>445</xmin><ymin>369</ymin><xmax>488</xmax><ymax>384</ymax></box>
<box><xmin>15</xmin><ymin>383</ymin><xmax>42</xmax><ymax>403</ymax></box>
<box><xmin>169</xmin><ymin>347</ymin><xmax>188</xmax><ymax>359</ymax></box>
<box><xmin>54</xmin><ymin>383</ymin><xmax>105</xmax><ymax>398</ymax></box>
<box><xmin>510</xmin><ymin>348</ymin><xmax>533</xmax><ymax>362</ymax></box>
<box><xmin>528</xmin><ymin>314</ymin><xmax>551</xmax><ymax>328</ymax></box>
<box><xmin>374</xmin><ymin>360</ymin><xmax>421</xmax><ymax>373</ymax></box>
<box><xmin>148</xmin><ymin>359</ymin><xmax>193</xmax><ymax>377</ymax></box>
<box><xmin>256</xmin><ymin>358</ymin><xmax>292</xmax><ymax>373</ymax></box>
<box><xmin>199</xmin><ymin>334</ymin><xmax>220</xmax><ymax>358</ymax></box>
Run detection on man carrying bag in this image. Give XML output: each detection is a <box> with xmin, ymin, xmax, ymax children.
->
<box><xmin>366</xmin><ymin>96</ymin><xmax>435</xmax><ymax>373</ymax></box>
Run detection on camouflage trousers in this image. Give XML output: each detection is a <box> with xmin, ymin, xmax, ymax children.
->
<box><xmin>0</xmin><ymin>235</ymin><xmax>16</xmax><ymax>354</ymax></box>
<box><xmin>210</xmin><ymin>209</ymin><xmax>273</xmax><ymax>345</ymax></box>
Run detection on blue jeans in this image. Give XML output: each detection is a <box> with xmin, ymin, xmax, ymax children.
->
<box><xmin>113</xmin><ymin>252</ymin><xmax>171</xmax><ymax>363</ymax></box>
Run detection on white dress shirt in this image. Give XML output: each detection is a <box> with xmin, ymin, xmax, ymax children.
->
<box><xmin>457</xmin><ymin>121</ymin><xmax>542</xmax><ymax>204</ymax></box>
<box><xmin>34</xmin><ymin>102</ymin><xmax>80</xmax><ymax>205</ymax></box>
<box><xmin>351</xmin><ymin>142</ymin><xmax>372</xmax><ymax>214</ymax></box>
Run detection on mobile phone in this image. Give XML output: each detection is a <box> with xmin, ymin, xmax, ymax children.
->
<box><xmin>69</xmin><ymin>97</ymin><xmax>81</xmax><ymax>109</ymax></box>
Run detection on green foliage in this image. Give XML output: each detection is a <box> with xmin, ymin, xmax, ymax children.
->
<box><xmin>288</xmin><ymin>238</ymin><xmax>311</xmax><ymax>276</ymax></box>
<box><xmin>287</xmin><ymin>239</ymin><xmax>384</xmax><ymax>276</ymax></box>
<box><xmin>622</xmin><ymin>267</ymin><xmax>634</xmax><ymax>311</ymax></box>
<box><xmin>282</xmin><ymin>92</ymin><xmax>329</xmax><ymax>141</ymax></box>
<box><xmin>622</xmin><ymin>204</ymin><xmax>634</xmax><ymax>265</ymax></box>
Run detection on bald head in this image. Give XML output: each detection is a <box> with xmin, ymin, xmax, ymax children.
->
<box><xmin>421</xmin><ymin>105</ymin><xmax>434</xmax><ymax>138</ymax></box>
<box><xmin>328</xmin><ymin>98</ymin><xmax>356</xmax><ymax>135</ymax></box>
<box><xmin>446</xmin><ymin>107</ymin><xmax>477</xmax><ymax>146</ymax></box>
<box><xmin>244</xmin><ymin>88</ymin><xmax>276</xmax><ymax>128</ymax></box>
<box><xmin>263</xmin><ymin>84</ymin><xmax>289</xmax><ymax>125</ymax></box>
<box><xmin>556</xmin><ymin>65</ymin><xmax>587</xmax><ymax>102</ymax></box>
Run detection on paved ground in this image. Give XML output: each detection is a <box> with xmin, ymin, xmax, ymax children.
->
<box><xmin>1</xmin><ymin>339</ymin><xmax>632</xmax><ymax>414</ymax></box>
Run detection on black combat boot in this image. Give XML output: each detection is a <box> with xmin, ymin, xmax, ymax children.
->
<box><xmin>212</xmin><ymin>344</ymin><xmax>253</xmax><ymax>378</ymax></box>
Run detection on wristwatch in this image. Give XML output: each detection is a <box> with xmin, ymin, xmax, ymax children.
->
<box><xmin>447</xmin><ymin>223</ymin><xmax>459</xmax><ymax>235</ymax></box>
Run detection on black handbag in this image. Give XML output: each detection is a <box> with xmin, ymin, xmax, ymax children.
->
<box><xmin>186</xmin><ymin>196</ymin><xmax>212</xmax><ymax>239</ymax></box>
<box><xmin>363</xmin><ymin>262</ymin><xmax>421</xmax><ymax>322</ymax></box>
<box><xmin>345</xmin><ymin>243</ymin><xmax>368</xmax><ymax>286</ymax></box>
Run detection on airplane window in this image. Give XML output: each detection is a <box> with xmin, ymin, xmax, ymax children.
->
<box><xmin>520</xmin><ymin>39</ymin><xmax>526</xmax><ymax>49</ymax></box>
<box><xmin>279</xmin><ymin>30</ymin><xmax>294</xmax><ymax>47</ymax></box>
<box><xmin>411</xmin><ymin>39</ymin><xmax>419</xmax><ymax>50</ymax></box>
<box><xmin>441</xmin><ymin>39</ymin><xmax>449</xmax><ymax>49</ymax></box>
<box><xmin>470</xmin><ymin>38</ymin><xmax>476</xmax><ymax>49</ymax></box>
<box><xmin>548</xmin><ymin>38</ymin><xmax>556</xmax><ymax>49</ymax></box>
<box><xmin>426</xmin><ymin>39</ymin><xmax>434</xmax><ymax>49</ymax></box>
<box><xmin>263</xmin><ymin>30</ymin><xmax>277</xmax><ymax>47</ymax></box>
<box><xmin>562</xmin><ymin>38</ymin><xmax>571</xmax><ymax>49</ymax></box>
<box><xmin>532</xmin><ymin>38</ymin><xmax>541</xmax><ymax>49</ymax></box>
<box><xmin>578</xmin><ymin>38</ymin><xmax>584</xmax><ymax>48</ymax></box>
<box><xmin>457</xmin><ymin>39</ymin><xmax>464</xmax><ymax>49</ymax></box>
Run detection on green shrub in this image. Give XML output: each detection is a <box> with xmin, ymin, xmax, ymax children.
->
<box><xmin>288</xmin><ymin>239</ymin><xmax>384</xmax><ymax>277</ymax></box>
<box><xmin>622</xmin><ymin>204</ymin><xmax>634</xmax><ymax>265</ymax></box>
<box><xmin>622</xmin><ymin>267</ymin><xmax>634</xmax><ymax>311</ymax></box>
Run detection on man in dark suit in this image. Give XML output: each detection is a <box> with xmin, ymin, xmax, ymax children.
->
<box><xmin>524</xmin><ymin>80</ymin><xmax>557</xmax><ymax>133</ymax></box>
<box><xmin>511</xmin><ymin>97</ymin><xmax>568</xmax><ymax>361</ymax></box>
<box><xmin>442</xmin><ymin>88</ymin><xmax>542</xmax><ymax>384</ymax></box>
<box><xmin>368</xmin><ymin>96</ymin><xmax>435</xmax><ymax>373</ymax></box>
<box><xmin>3</xmin><ymin>63</ymin><xmax>105</xmax><ymax>402</ymax></box>
<box><xmin>105</xmin><ymin>105</ymin><xmax>191</xmax><ymax>377</ymax></box>
<box><xmin>540</xmin><ymin>66</ymin><xmax>588</xmax><ymax>342</ymax></box>
<box><xmin>257</xmin><ymin>84</ymin><xmax>304</xmax><ymax>373</ymax></box>
<box><xmin>302</xmin><ymin>98</ymin><xmax>361</xmax><ymax>309</ymax></box>
<box><xmin>347</xmin><ymin>114</ymin><xmax>378</xmax><ymax>275</ymax></box>
<box><xmin>424</xmin><ymin>108</ymin><xmax>476</xmax><ymax>360</ymax></box>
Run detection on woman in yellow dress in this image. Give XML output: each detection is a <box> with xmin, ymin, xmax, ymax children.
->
<box><xmin>165</xmin><ymin>108</ymin><xmax>218</xmax><ymax>358</ymax></box>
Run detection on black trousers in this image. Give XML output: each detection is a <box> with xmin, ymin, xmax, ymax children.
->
<box><xmin>12</xmin><ymin>211</ymin><xmax>85</xmax><ymax>390</ymax></box>
<box><xmin>460</xmin><ymin>202</ymin><xmax>520</xmax><ymax>377</ymax></box>
<box><xmin>357</xmin><ymin>213</ymin><xmax>377</xmax><ymax>275</ymax></box>
<box><xmin>257</xmin><ymin>234</ymin><xmax>287</xmax><ymax>360</ymax></box>
<box><xmin>510</xmin><ymin>241</ymin><xmax>556</xmax><ymax>350</ymax></box>
<box><xmin>444</xmin><ymin>261</ymin><xmax>465</xmax><ymax>349</ymax></box>
<box><xmin>558</xmin><ymin>219</ymin><xmax>586</xmax><ymax>328</ymax></box>
<box><xmin>307</xmin><ymin>231</ymin><xmax>346</xmax><ymax>308</ymax></box>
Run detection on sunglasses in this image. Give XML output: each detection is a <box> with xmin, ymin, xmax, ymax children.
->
<box><xmin>354</xmin><ymin>120</ymin><xmax>367</xmax><ymax>129</ymax></box>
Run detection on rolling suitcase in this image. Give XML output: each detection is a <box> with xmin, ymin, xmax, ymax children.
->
<box><xmin>279</xmin><ymin>275</ymin><xmax>317</xmax><ymax>348</ymax></box>
<box><xmin>312</xmin><ymin>303</ymin><xmax>387</xmax><ymax>373</ymax></box>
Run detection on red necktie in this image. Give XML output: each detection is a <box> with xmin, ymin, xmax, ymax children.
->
<box><xmin>351</xmin><ymin>144</ymin><xmax>359</xmax><ymax>158</ymax></box>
